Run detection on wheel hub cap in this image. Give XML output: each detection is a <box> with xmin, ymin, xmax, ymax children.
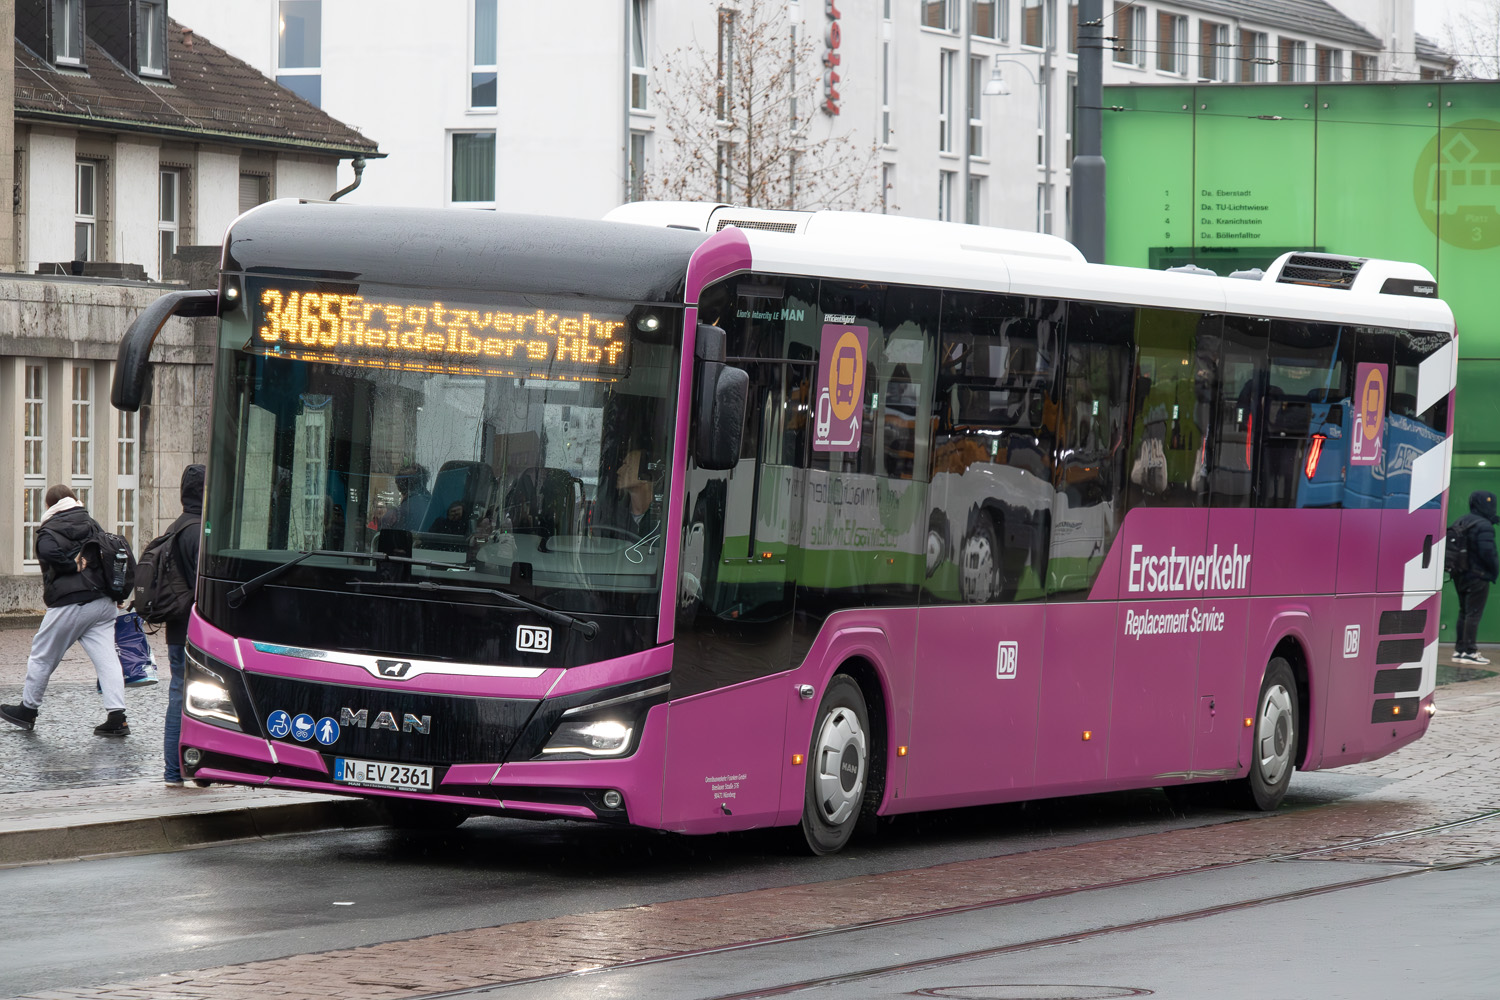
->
<box><xmin>1256</xmin><ymin>684</ymin><xmax>1294</xmax><ymax>786</ymax></box>
<box><xmin>815</xmin><ymin>707</ymin><xmax>867</xmax><ymax>825</ymax></box>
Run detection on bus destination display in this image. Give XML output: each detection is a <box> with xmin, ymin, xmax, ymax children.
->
<box><xmin>248</xmin><ymin>285</ymin><xmax>631</xmax><ymax>381</ymax></box>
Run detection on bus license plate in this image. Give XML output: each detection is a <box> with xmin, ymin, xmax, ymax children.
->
<box><xmin>334</xmin><ymin>758</ymin><xmax>433</xmax><ymax>791</ymax></box>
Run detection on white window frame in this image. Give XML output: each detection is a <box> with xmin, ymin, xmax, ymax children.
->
<box><xmin>1157</xmin><ymin>13</ymin><xmax>1186</xmax><ymax>75</ymax></box>
<box><xmin>159</xmin><ymin>167</ymin><xmax>179</xmax><ymax>279</ymax></box>
<box><xmin>117</xmin><ymin>409</ymin><xmax>138</xmax><ymax>548</ymax></box>
<box><xmin>1114</xmin><ymin>5</ymin><xmax>1146</xmax><ymax>67</ymax></box>
<box><xmin>971</xmin><ymin>0</ymin><xmax>1006</xmax><ymax>40</ymax></box>
<box><xmin>939</xmin><ymin>169</ymin><xmax>956</xmax><ymax>221</ymax></box>
<box><xmin>716</xmin><ymin>8</ymin><xmax>736</xmax><ymax>123</ymax></box>
<box><xmin>1242</xmin><ymin>30</ymin><xmax>1268</xmax><ymax>82</ymax></box>
<box><xmin>53</xmin><ymin>0</ymin><xmax>84</xmax><ymax>65</ymax></box>
<box><xmin>136</xmin><ymin>0</ymin><xmax>167</xmax><ymax>76</ymax></box>
<box><xmin>276</xmin><ymin>0</ymin><xmax>322</xmax><ymax>106</ymax></box>
<box><xmin>1201</xmin><ymin>21</ymin><xmax>1229</xmax><ymax>82</ymax></box>
<box><xmin>1020</xmin><ymin>0</ymin><xmax>1051</xmax><ymax>50</ymax></box>
<box><xmin>881</xmin><ymin>162</ymin><xmax>896</xmax><ymax>214</ymax></box>
<box><xmin>1279</xmin><ymin>37</ymin><xmax>1307</xmax><ymax>82</ymax></box>
<box><xmin>881</xmin><ymin>36</ymin><xmax>894</xmax><ymax>146</ymax></box>
<box><xmin>75</xmin><ymin>159</ymin><xmax>97</xmax><ymax>262</ymax></box>
<box><xmin>628</xmin><ymin>130</ymin><xmax>649</xmax><ymax>203</ymax></box>
<box><xmin>71</xmin><ymin>364</ymin><xmax>92</xmax><ymax>508</ymax></box>
<box><xmin>968</xmin><ymin>55</ymin><xmax>985</xmax><ymax>159</ymax></box>
<box><xmin>939</xmin><ymin>49</ymin><xmax>956</xmax><ymax>154</ymax></box>
<box><xmin>966</xmin><ymin>174</ymin><xmax>984</xmax><ymax>225</ymax></box>
<box><xmin>629</xmin><ymin>0</ymin><xmax>649</xmax><ymax>112</ymax></box>
<box><xmin>449</xmin><ymin>130</ymin><xmax>496</xmax><ymax>208</ymax></box>
<box><xmin>716</xmin><ymin>140</ymin><xmax>735</xmax><ymax>201</ymax></box>
<box><xmin>1317</xmin><ymin>45</ymin><xmax>1344</xmax><ymax>82</ymax></box>
<box><xmin>470</xmin><ymin>0</ymin><xmax>498</xmax><ymax>111</ymax></box>
<box><xmin>922</xmin><ymin>0</ymin><xmax>958</xmax><ymax>32</ymax></box>
<box><xmin>23</xmin><ymin>363</ymin><xmax>45</xmax><ymax>565</ymax></box>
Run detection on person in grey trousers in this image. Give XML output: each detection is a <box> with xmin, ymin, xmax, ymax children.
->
<box><xmin>1</xmin><ymin>485</ymin><xmax>130</xmax><ymax>736</ymax></box>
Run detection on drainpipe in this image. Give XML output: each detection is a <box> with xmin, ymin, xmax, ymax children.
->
<box><xmin>330</xmin><ymin>157</ymin><xmax>366</xmax><ymax>201</ymax></box>
<box><xmin>961</xmin><ymin>0</ymin><xmax>971</xmax><ymax>223</ymax></box>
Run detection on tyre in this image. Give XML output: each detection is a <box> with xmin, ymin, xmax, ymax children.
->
<box><xmin>1231</xmin><ymin>657</ymin><xmax>1298</xmax><ymax>811</ymax></box>
<box><xmin>958</xmin><ymin>514</ymin><xmax>999</xmax><ymax>603</ymax></box>
<box><xmin>798</xmin><ymin>676</ymin><xmax>872</xmax><ymax>855</ymax></box>
<box><xmin>383</xmin><ymin>801</ymin><xmax>470</xmax><ymax>831</ymax></box>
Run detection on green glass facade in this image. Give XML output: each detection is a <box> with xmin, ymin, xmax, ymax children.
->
<box><xmin>1102</xmin><ymin>81</ymin><xmax>1500</xmax><ymax>642</ymax></box>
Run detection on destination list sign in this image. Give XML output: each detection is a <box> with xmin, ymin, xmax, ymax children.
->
<box><xmin>1199</xmin><ymin>188</ymin><xmax>1270</xmax><ymax>243</ymax></box>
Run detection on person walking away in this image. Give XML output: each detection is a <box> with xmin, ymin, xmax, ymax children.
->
<box><xmin>162</xmin><ymin>465</ymin><xmax>204</xmax><ymax>786</ymax></box>
<box><xmin>0</xmin><ymin>486</ymin><xmax>130</xmax><ymax>735</ymax></box>
<box><xmin>1451</xmin><ymin>489</ymin><xmax>1500</xmax><ymax>666</ymax></box>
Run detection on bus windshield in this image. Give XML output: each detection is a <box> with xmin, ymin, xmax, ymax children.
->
<box><xmin>203</xmin><ymin>281</ymin><xmax>681</xmax><ymax>621</ymax></box>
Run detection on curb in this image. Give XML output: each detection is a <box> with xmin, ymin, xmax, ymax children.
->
<box><xmin>0</xmin><ymin>797</ymin><xmax>387</xmax><ymax>867</ymax></box>
<box><xmin>0</xmin><ymin>613</ymin><xmax>44</xmax><ymax>631</ymax></box>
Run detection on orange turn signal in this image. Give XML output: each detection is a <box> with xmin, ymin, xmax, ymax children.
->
<box><xmin>792</xmin><ymin>754</ymin><xmax>805</xmax><ymax>766</ymax></box>
<box><xmin>1392</xmin><ymin>705</ymin><xmax>1402</xmax><ymax>716</ymax></box>
<box><xmin>896</xmin><ymin>746</ymin><xmax>908</xmax><ymax>757</ymax></box>
<box><xmin>1244</xmin><ymin>717</ymin><xmax>1254</xmax><ymax>728</ymax></box>
<box><xmin>1082</xmin><ymin>730</ymin><xmax>1092</xmax><ymax>741</ymax></box>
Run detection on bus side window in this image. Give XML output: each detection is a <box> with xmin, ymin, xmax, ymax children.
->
<box><xmin>1126</xmin><ymin>309</ymin><xmax>1209</xmax><ymax>509</ymax></box>
<box><xmin>1204</xmin><ymin>316</ymin><xmax>1268</xmax><ymax>509</ymax></box>
<box><xmin>1049</xmin><ymin>303</ymin><xmax>1133</xmax><ymax>596</ymax></box>
<box><xmin>1386</xmin><ymin>328</ymin><xmax>1450</xmax><ymax>511</ymax></box>
<box><xmin>1259</xmin><ymin>321</ymin><xmax>1355</xmax><ymax>509</ymax></box>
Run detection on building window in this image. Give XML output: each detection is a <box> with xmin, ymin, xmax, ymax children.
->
<box><xmin>939</xmin><ymin>50</ymin><xmax>955</xmax><ymax>152</ymax></box>
<box><xmin>277</xmin><ymin>0</ymin><xmax>322</xmax><ymax>107</ymax></box>
<box><xmin>1316</xmin><ymin>45</ymin><xmax>1343</xmax><ymax>82</ymax></box>
<box><xmin>136</xmin><ymin>0</ymin><xmax>167</xmax><ymax>75</ymax></box>
<box><xmin>1278</xmin><ymin>37</ymin><xmax>1306</xmax><ymax>82</ymax></box>
<box><xmin>716</xmin><ymin>8</ymin><xmax>736</xmax><ymax>122</ymax></box>
<box><xmin>75</xmin><ymin>160</ymin><xmax>97</xmax><ymax>262</ymax></box>
<box><xmin>968</xmin><ymin>55</ymin><xmax>985</xmax><ymax>157</ymax></box>
<box><xmin>158</xmin><ymin>168</ymin><xmax>179</xmax><ymax>278</ymax></box>
<box><xmin>922</xmin><ymin>1</ymin><xmax>957</xmax><ymax>31</ymax></box>
<box><xmin>972</xmin><ymin>0</ymin><xmax>1006</xmax><ymax>40</ymax></box>
<box><xmin>471</xmin><ymin>0</ymin><xmax>497</xmax><ymax>109</ymax></box>
<box><xmin>1200</xmin><ymin>21</ymin><xmax>1229</xmax><ymax>81</ymax></box>
<box><xmin>71</xmin><ymin>365</ymin><xmax>92</xmax><ymax>508</ymax></box>
<box><xmin>451</xmin><ymin>132</ymin><xmax>496</xmax><ymax>206</ymax></box>
<box><xmin>939</xmin><ymin>169</ymin><xmax>956</xmax><ymax>221</ymax></box>
<box><xmin>1067</xmin><ymin>0</ymin><xmax>1078</xmax><ymax>54</ymax></box>
<box><xmin>1036</xmin><ymin>182</ymin><xmax>1051</xmax><ymax>233</ymax></box>
<box><xmin>1066</xmin><ymin>72</ymin><xmax>1076</xmax><ymax>163</ymax></box>
<box><xmin>23</xmin><ymin>364</ymin><xmax>44</xmax><ymax>563</ymax></box>
<box><xmin>1157</xmin><ymin>13</ymin><xmax>1186</xmax><ymax>74</ymax></box>
<box><xmin>1022</xmin><ymin>0</ymin><xmax>1046</xmax><ymax>48</ymax></box>
<box><xmin>1114</xmin><ymin>5</ymin><xmax>1145</xmax><ymax>66</ymax></box>
<box><xmin>628</xmin><ymin>131</ymin><xmax>648</xmax><ymax>202</ymax></box>
<box><xmin>716</xmin><ymin>141</ymin><xmax>734</xmax><ymax>201</ymax></box>
<box><xmin>629</xmin><ymin>0</ymin><xmax>648</xmax><ymax>111</ymax></box>
<box><xmin>881</xmin><ymin>163</ymin><xmax>896</xmax><ymax>214</ymax></box>
<box><xmin>239</xmin><ymin>173</ymin><xmax>269</xmax><ymax>213</ymax></box>
<box><xmin>1240</xmin><ymin>30</ymin><xmax>1267</xmax><ymax>82</ymax></box>
<box><xmin>874</xmin><ymin>40</ymin><xmax>889</xmax><ymax>146</ymax></box>
<box><xmin>1352</xmin><ymin>52</ymin><xmax>1377</xmax><ymax>81</ymax></box>
<box><xmin>966</xmin><ymin>175</ymin><xmax>983</xmax><ymax>225</ymax></box>
<box><xmin>52</xmin><ymin>0</ymin><xmax>84</xmax><ymax>64</ymax></box>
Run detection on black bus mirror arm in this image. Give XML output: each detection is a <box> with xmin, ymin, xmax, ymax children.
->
<box><xmin>112</xmin><ymin>289</ymin><xmax>219</xmax><ymax>412</ymax></box>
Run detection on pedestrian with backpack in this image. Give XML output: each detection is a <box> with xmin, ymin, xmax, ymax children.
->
<box><xmin>1</xmin><ymin>486</ymin><xmax>131</xmax><ymax>736</ymax></box>
<box><xmin>1449</xmin><ymin>490</ymin><xmax>1500</xmax><ymax>666</ymax></box>
<box><xmin>138</xmin><ymin>465</ymin><xmax>203</xmax><ymax>787</ymax></box>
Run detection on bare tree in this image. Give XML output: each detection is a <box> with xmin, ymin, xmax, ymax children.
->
<box><xmin>1443</xmin><ymin>3</ymin><xmax>1500</xmax><ymax>79</ymax></box>
<box><xmin>645</xmin><ymin>0</ymin><xmax>884</xmax><ymax>211</ymax></box>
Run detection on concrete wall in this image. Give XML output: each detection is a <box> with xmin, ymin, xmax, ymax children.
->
<box><xmin>274</xmin><ymin>154</ymin><xmax>337</xmax><ymax>202</ymax></box>
<box><xmin>113</xmin><ymin>137</ymin><xmax>160</xmax><ymax>275</ymax></box>
<box><xmin>195</xmin><ymin>147</ymin><xmax>242</xmax><ymax>251</ymax></box>
<box><xmin>0</xmin><ymin>276</ymin><xmax>213</xmax><ymax>612</ymax></box>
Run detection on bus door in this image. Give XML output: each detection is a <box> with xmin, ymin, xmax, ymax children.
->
<box><xmin>663</xmin><ymin>279</ymin><xmax>813</xmax><ymax>830</ymax></box>
<box><xmin>1032</xmin><ymin>305</ymin><xmax>1129</xmax><ymax>787</ymax></box>
<box><xmin>1105</xmin><ymin>309</ymin><xmax>1213</xmax><ymax>784</ymax></box>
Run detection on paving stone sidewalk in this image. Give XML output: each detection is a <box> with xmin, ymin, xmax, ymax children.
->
<box><xmin>13</xmin><ymin>674</ymin><xmax>1500</xmax><ymax>1000</ymax></box>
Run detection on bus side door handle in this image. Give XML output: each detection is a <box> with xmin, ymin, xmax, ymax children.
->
<box><xmin>1423</xmin><ymin>533</ymin><xmax>1433</xmax><ymax>569</ymax></box>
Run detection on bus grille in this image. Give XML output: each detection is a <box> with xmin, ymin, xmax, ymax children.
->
<box><xmin>1277</xmin><ymin>254</ymin><xmax>1365</xmax><ymax>289</ymax></box>
<box><xmin>716</xmin><ymin>218</ymin><xmax>801</xmax><ymax>233</ymax></box>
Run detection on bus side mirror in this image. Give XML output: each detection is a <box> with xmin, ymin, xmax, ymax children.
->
<box><xmin>694</xmin><ymin>324</ymin><xmax>747</xmax><ymax>471</ymax></box>
<box><xmin>111</xmin><ymin>289</ymin><xmax>219</xmax><ymax>411</ymax></box>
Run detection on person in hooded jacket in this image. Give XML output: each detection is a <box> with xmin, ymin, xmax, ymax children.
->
<box><xmin>163</xmin><ymin>465</ymin><xmax>204</xmax><ymax>786</ymax></box>
<box><xmin>0</xmin><ymin>485</ymin><xmax>129</xmax><ymax>735</ymax></box>
<box><xmin>1452</xmin><ymin>490</ymin><xmax>1500</xmax><ymax>666</ymax></box>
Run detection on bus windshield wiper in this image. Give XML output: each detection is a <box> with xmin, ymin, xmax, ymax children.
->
<box><xmin>346</xmin><ymin>579</ymin><xmax>599</xmax><ymax>640</ymax></box>
<box><xmin>225</xmin><ymin>549</ymin><xmax>472</xmax><ymax>609</ymax></box>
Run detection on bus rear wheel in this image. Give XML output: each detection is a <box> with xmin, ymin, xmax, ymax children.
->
<box><xmin>799</xmin><ymin>676</ymin><xmax>870</xmax><ymax>855</ymax></box>
<box><xmin>1232</xmin><ymin>657</ymin><xmax>1298</xmax><ymax>811</ymax></box>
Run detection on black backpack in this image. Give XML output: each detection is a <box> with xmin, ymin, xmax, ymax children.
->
<box><xmin>1447</xmin><ymin>517</ymin><xmax>1475</xmax><ymax>579</ymax></box>
<box><xmin>133</xmin><ymin>519</ymin><xmax>197</xmax><ymax>623</ymax></box>
<box><xmin>82</xmin><ymin>522</ymin><xmax>138</xmax><ymax>602</ymax></box>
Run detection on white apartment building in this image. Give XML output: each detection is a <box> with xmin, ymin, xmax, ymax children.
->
<box><xmin>172</xmin><ymin>1</ymin><xmax>1451</xmax><ymax>239</ymax></box>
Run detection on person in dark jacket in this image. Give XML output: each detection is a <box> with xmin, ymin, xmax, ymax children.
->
<box><xmin>163</xmin><ymin>465</ymin><xmax>204</xmax><ymax>786</ymax></box>
<box><xmin>0</xmin><ymin>486</ymin><xmax>129</xmax><ymax>735</ymax></box>
<box><xmin>1453</xmin><ymin>490</ymin><xmax>1500</xmax><ymax>666</ymax></box>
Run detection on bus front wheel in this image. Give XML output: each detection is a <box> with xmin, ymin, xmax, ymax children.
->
<box><xmin>799</xmin><ymin>676</ymin><xmax>870</xmax><ymax>855</ymax></box>
<box><xmin>1233</xmin><ymin>657</ymin><xmax>1298</xmax><ymax>811</ymax></box>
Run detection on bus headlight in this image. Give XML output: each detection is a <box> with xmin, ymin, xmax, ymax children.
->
<box><xmin>541</xmin><ymin>719</ymin><xmax>634</xmax><ymax>757</ymax></box>
<box><xmin>183</xmin><ymin>652</ymin><xmax>242</xmax><ymax>729</ymax></box>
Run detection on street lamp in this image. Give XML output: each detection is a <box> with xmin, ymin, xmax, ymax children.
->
<box><xmin>982</xmin><ymin>55</ymin><xmax>1036</xmax><ymax>97</ymax></box>
<box><xmin>982</xmin><ymin>52</ymin><xmax>1052</xmax><ymax>236</ymax></box>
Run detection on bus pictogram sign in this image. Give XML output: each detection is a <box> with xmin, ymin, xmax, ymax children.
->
<box><xmin>814</xmin><ymin>323</ymin><xmax>868</xmax><ymax>452</ymax></box>
<box><xmin>1351</xmin><ymin>362</ymin><xmax>1387</xmax><ymax>466</ymax></box>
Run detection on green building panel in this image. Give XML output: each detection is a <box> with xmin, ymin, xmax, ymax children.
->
<box><xmin>1103</xmin><ymin>81</ymin><xmax>1500</xmax><ymax>643</ymax></box>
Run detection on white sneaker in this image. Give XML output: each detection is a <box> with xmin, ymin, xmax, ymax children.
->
<box><xmin>1467</xmin><ymin>652</ymin><xmax>1491</xmax><ymax>665</ymax></box>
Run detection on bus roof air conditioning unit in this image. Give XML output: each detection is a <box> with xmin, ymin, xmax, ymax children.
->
<box><xmin>1275</xmin><ymin>253</ymin><xmax>1367</xmax><ymax>290</ymax></box>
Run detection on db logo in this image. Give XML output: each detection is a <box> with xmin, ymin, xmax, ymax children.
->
<box><xmin>1343</xmin><ymin>625</ymin><xmax>1360</xmax><ymax>659</ymax></box>
<box><xmin>517</xmin><ymin>625</ymin><xmax>553</xmax><ymax>653</ymax></box>
<box><xmin>996</xmin><ymin>641</ymin><xmax>1019</xmax><ymax>680</ymax></box>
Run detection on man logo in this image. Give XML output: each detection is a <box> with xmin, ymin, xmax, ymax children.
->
<box><xmin>517</xmin><ymin>625</ymin><xmax>552</xmax><ymax>653</ymax></box>
<box><xmin>377</xmin><ymin>659</ymin><xmax>412</xmax><ymax>678</ymax></box>
<box><xmin>996</xmin><ymin>641</ymin><xmax>1019</xmax><ymax>680</ymax></box>
<box><xmin>1343</xmin><ymin>625</ymin><xmax>1360</xmax><ymax>659</ymax></box>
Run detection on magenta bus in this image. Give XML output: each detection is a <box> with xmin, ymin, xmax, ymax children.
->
<box><xmin>113</xmin><ymin>200</ymin><xmax>1454</xmax><ymax>854</ymax></box>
